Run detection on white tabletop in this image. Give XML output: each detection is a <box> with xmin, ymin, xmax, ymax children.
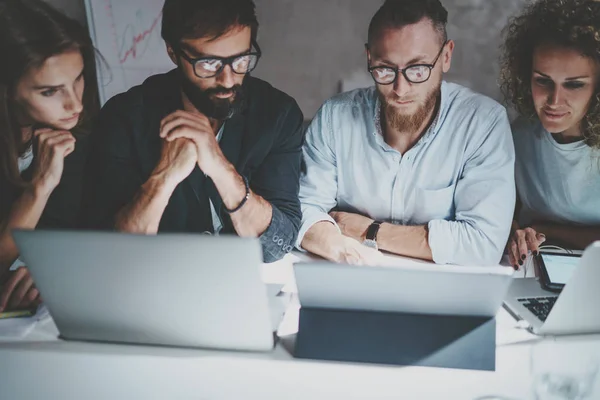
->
<box><xmin>0</xmin><ymin>253</ymin><xmax>599</xmax><ymax>400</ymax></box>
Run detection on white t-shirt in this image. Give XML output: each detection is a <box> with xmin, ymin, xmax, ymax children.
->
<box><xmin>512</xmin><ymin>117</ymin><xmax>600</xmax><ymax>227</ymax></box>
<box><xmin>18</xmin><ymin>145</ymin><xmax>34</xmax><ymax>174</ymax></box>
<box><xmin>10</xmin><ymin>146</ymin><xmax>34</xmax><ymax>270</ymax></box>
<box><xmin>209</xmin><ymin>124</ymin><xmax>226</xmax><ymax>234</ymax></box>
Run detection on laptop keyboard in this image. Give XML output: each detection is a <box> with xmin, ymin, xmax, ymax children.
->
<box><xmin>518</xmin><ymin>297</ymin><xmax>558</xmax><ymax>322</ymax></box>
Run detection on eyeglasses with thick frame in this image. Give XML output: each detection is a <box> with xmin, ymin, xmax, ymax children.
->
<box><xmin>176</xmin><ymin>41</ymin><xmax>262</xmax><ymax>79</ymax></box>
<box><xmin>367</xmin><ymin>40</ymin><xmax>449</xmax><ymax>85</ymax></box>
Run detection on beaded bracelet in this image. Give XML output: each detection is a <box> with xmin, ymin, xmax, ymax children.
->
<box><xmin>223</xmin><ymin>175</ymin><xmax>250</xmax><ymax>214</ymax></box>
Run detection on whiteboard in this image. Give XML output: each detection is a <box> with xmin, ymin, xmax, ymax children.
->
<box><xmin>84</xmin><ymin>0</ymin><xmax>174</xmax><ymax>105</ymax></box>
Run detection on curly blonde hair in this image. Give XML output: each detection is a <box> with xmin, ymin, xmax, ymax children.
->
<box><xmin>500</xmin><ymin>0</ymin><xmax>600</xmax><ymax>148</ymax></box>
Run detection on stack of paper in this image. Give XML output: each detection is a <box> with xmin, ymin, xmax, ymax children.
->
<box><xmin>0</xmin><ymin>305</ymin><xmax>50</xmax><ymax>340</ymax></box>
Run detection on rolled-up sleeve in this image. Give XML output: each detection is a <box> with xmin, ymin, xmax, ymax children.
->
<box><xmin>428</xmin><ymin>109</ymin><xmax>516</xmax><ymax>265</ymax></box>
<box><xmin>258</xmin><ymin>205</ymin><xmax>298</xmax><ymax>262</ymax></box>
<box><xmin>296</xmin><ymin>102</ymin><xmax>341</xmax><ymax>249</ymax></box>
<box><xmin>251</xmin><ymin>100</ymin><xmax>305</xmax><ymax>263</ymax></box>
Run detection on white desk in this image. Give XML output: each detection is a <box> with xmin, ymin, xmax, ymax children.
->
<box><xmin>0</xmin><ymin>254</ymin><xmax>599</xmax><ymax>400</ymax></box>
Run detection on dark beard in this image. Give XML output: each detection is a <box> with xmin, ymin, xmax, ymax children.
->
<box><xmin>178</xmin><ymin>70</ymin><xmax>245</xmax><ymax>120</ymax></box>
<box><xmin>382</xmin><ymin>85</ymin><xmax>440</xmax><ymax>134</ymax></box>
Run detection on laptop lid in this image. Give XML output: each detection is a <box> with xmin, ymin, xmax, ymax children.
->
<box><xmin>540</xmin><ymin>242</ymin><xmax>600</xmax><ymax>335</ymax></box>
<box><xmin>13</xmin><ymin>229</ymin><xmax>274</xmax><ymax>352</ymax></box>
<box><xmin>504</xmin><ymin>242</ymin><xmax>600</xmax><ymax>335</ymax></box>
<box><xmin>294</xmin><ymin>261</ymin><xmax>514</xmax><ymax>318</ymax></box>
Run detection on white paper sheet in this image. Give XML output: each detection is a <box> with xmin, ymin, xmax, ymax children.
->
<box><xmin>0</xmin><ymin>305</ymin><xmax>50</xmax><ymax>340</ymax></box>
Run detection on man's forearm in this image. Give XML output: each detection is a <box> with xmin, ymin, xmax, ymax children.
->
<box><xmin>377</xmin><ymin>223</ymin><xmax>433</xmax><ymax>261</ymax></box>
<box><xmin>114</xmin><ymin>176</ymin><xmax>175</xmax><ymax>234</ymax></box>
<box><xmin>301</xmin><ymin>221</ymin><xmax>345</xmax><ymax>261</ymax></box>
<box><xmin>210</xmin><ymin>162</ymin><xmax>272</xmax><ymax>237</ymax></box>
<box><xmin>0</xmin><ymin>186</ymin><xmax>51</xmax><ymax>273</ymax></box>
<box><xmin>534</xmin><ymin>222</ymin><xmax>600</xmax><ymax>250</ymax></box>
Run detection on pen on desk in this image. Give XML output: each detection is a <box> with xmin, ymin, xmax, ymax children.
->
<box><xmin>0</xmin><ymin>309</ymin><xmax>36</xmax><ymax>319</ymax></box>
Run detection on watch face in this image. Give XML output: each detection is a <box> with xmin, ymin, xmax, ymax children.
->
<box><xmin>363</xmin><ymin>239</ymin><xmax>378</xmax><ymax>250</ymax></box>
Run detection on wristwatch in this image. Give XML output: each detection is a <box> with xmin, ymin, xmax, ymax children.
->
<box><xmin>363</xmin><ymin>221</ymin><xmax>383</xmax><ymax>250</ymax></box>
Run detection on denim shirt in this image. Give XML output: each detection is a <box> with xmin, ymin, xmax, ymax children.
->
<box><xmin>298</xmin><ymin>82</ymin><xmax>516</xmax><ymax>265</ymax></box>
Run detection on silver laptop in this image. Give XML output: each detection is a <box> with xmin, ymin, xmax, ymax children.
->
<box><xmin>504</xmin><ymin>241</ymin><xmax>600</xmax><ymax>336</ymax></box>
<box><xmin>294</xmin><ymin>261</ymin><xmax>514</xmax><ymax>318</ymax></box>
<box><xmin>13</xmin><ymin>230</ymin><xmax>276</xmax><ymax>352</ymax></box>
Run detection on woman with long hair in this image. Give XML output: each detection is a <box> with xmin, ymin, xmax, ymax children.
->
<box><xmin>500</xmin><ymin>0</ymin><xmax>600</xmax><ymax>269</ymax></box>
<box><xmin>0</xmin><ymin>0</ymin><xmax>99</xmax><ymax>311</ymax></box>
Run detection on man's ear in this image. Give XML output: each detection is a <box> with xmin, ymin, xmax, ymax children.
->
<box><xmin>442</xmin><ymin>40</ymin><xmax>455</xmax><ymax>74</ymax></box>
<box><xmin>166</xmin><ymin>43</ymin><xmax>178</xmax><ymax>65</ymax></box>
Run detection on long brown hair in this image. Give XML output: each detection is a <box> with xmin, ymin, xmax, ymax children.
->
<box><xmin>0</xmin><ymin>0</ymin><xmax>99</xmax><ymax>187</ymax></box>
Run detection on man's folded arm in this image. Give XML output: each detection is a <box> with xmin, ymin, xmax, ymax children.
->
<box><xmin>427</xmin><ymin>110</ymin><xmax>516</xmax><ymax>265</ymax></box>
<box><xmin>296</xmin><ymin>102</ymin><xmax>342</xmax><ymax>255</ymax></box>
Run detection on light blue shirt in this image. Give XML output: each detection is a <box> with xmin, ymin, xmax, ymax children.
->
<box><xmin>513</xmin><ymin>117</ymin><xmax>600</xmax><ymax>227</ymax></box>
<box><xmin>297</xmin><ymin>82</ymin><xmax>516</xmax><ymax>265</ymax></box>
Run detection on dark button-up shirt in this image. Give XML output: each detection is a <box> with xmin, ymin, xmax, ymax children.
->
<box><xmin>83</xmin><ymin>70</ymin><xmax>305</xmax><ymax>263</ymax></box>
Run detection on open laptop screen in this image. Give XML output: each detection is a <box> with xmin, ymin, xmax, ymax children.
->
<box><xmin>541</xmin><ymin>254</ymin><xmax>579</xmax><ymax>285</ymax></box>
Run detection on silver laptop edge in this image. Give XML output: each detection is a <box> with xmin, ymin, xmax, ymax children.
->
<box><xmin>294</xmin><ymin>261</ymin><xmax>514</xmax><ymax>318</ymax></box>
<box><xmin>13</xmin><ymin>229</ymin><xmax>275</xmax><ymax>351</ymax></box>
<box><xmin>504</xmin><ymin>241</ymin><xmax>600</xmax><ymax>336</ymax></box>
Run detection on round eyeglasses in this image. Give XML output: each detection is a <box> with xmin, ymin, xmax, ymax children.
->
<box><xmin>177</xmin><ymin>41</ymin><xmax>262</xmax><ymax>79</ymax></box>
<box><xmin>367</xmin><ymin>41</ymin><xmax>448</xmax><ymax>85</ymax></box>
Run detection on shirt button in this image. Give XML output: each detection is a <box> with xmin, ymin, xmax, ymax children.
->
<box><xmin>273</xmin><ymin>235</ymin><xmax>279</xmax><ymax>243</ymax></box>
<box><xmin>278</xmin><ymin>239</ymin><xmax>284</xmax><ymax>246</ymax></box>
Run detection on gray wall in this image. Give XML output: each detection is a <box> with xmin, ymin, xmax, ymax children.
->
<box><xmin>252</xmin><ymin>0</ymin><xmax>528</xmax><ymax>118</ymax></box>
<box><xmin>44</xmin><ymin>0</ymin><xmax>527</xmax><ymax>119</ymax></box>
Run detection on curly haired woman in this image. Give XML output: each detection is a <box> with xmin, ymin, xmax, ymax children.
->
<box><xmin>500</xmin><ymin>0</ymin><xmax>600</xmax><ymax>268</ymax></box>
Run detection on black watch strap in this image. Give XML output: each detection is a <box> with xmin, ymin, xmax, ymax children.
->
<box><xmin>365</xmin><ymin>221</ymin><xmax>383</xmax><ymax>241</ymax></box>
